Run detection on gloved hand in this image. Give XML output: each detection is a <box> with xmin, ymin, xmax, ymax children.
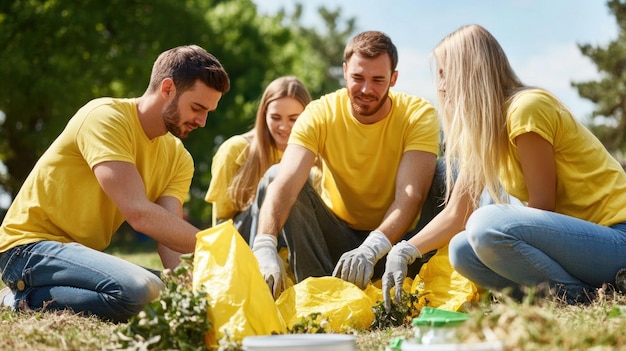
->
<box><xmin>252</xmin><ymin>234</ymin><xmax>286</xmax><ymax>300</ymax></box>
<box><xmin>382</xmin><ymin>240</ymin><xmax>422</xmax><ymax>313</ymax></box>
<box><xmin>332</xmin><ymin>230</ymin><xmax>392</xmax><ymax>289</ymax></box>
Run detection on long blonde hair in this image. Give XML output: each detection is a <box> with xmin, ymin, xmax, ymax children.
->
<box><xmin>228</xmin><ymin>76</ymin><xmax>312</xmax><ymax>211</ymax></box>
<box><xmin>433</xmin><ymin>24</ymin><xmax>524</xmax><ymax>205</ymax></box>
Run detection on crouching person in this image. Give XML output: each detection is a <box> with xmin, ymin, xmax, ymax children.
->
<box><xmin>0</xmin><ymin>45</ymin><xmax>230</xmax><ymax>322</ymax></box>
<box><xmin>250</xmin><ymin>31</ymin><xmax>445</xmax><ymax>299</ymax></box>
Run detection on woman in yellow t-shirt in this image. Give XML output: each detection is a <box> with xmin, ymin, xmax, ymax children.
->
<box><xmin>382</xmin><ymin>24</ymin><xmax>626</xmax><ymax>309</ymax></box>
<box><xmin>205</xmin><ymin>76</ymin><xmax>312</xmax><ymax>242</ymax></box>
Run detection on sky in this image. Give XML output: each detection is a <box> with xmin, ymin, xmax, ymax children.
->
<box><xmin>253</xmin><ymin>0</ymin><xmax>618</xmax><ymax>123</ymax></box>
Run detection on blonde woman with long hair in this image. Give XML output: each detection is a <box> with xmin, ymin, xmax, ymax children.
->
<box><xmin>205</xmin><ymin>76</ymin><xmax>312</xmax><ymax>242</ymax></box>
<box><xmin>383</xmin><ymin>24</ymin><xmax>626</xmax><ymax>310</ymax></box>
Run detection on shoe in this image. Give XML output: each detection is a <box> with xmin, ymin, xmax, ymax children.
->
<box><xmin>615</xmin><ymin>268</ymin><xmax>626</xmax><ymax>294</ymax></box>
<box><xmin>0</xmin><ymin>287</ymin><xmax>11</xmax><ymax>306</ymax></box>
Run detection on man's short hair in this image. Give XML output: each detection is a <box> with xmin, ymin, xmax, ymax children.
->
<box><xmin>148</xmin><ymin>45</ymin><xmax>230</xmax><ymax>94</ymax></box>
<box><xmin>344</xmin><ymin>31</ymin><xmax>398</xmax><ymax>72</ymax></box>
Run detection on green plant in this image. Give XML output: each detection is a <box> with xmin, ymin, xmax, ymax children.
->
<box><xmin>370</xmin><ymin>290</ymin><xmax>429</xmax><ymax>330</ymax></box>
<box><xmin>286</xmin><ymin>312</ymin><xmax>330</xmax><ymax>334</ymax></box>
<box><xmin>112</xmin><ymin>254</ymin><xmax>211</xmax><ymax>351</ymax></box>
<box><xmin>215</xmin><ymin>332</ymin><xmax>243</xmax><ymax>351</ymax></box>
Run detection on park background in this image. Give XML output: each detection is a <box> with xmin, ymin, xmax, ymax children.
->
<box><xmin>0</xmin><ymin>0</ymin><xmax>624</xmax><ymax>230</ymax></box>
<box><xmin>4</xmin><ymin>2</ymin><xmax>626</xmax><ymax>350</ymax></box>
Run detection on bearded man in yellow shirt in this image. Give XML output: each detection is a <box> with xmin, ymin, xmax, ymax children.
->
<box><xmin>252</xmin><ymin>31</ymin><xmax>444</xmax><ymax>299</ymax></box>
<box><xmin>0</xmin><ymin>45</ymin><xmax>230</xmax><ymax>322</ymax></box>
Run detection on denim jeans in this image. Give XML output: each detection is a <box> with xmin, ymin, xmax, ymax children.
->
<box><xmin>0</xmin><ymin>241</ymin><xmax>164</xmax><ymax>322</ymax></box>
<box><xmin>259</xmin><ymin>159</ymin><xmax>446</xmax><ymax>283</ymax></box>
<box><xmin>449</xmin><ymin>204</ymin><xmax>626</xmax><ymax>303</ymax></box>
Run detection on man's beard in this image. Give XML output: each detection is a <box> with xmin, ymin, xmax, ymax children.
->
<box><xmin>163</xmin><ymin>94</ymin><xmax>188</xmax><ymax>139</ymax></box>
<box><xmin>349</xmin><ymin>88</ymin><xmax>389</xmax><ymax>117</ymax></box>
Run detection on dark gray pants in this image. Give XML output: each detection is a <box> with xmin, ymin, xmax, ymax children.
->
<box><xmin>251</xmin><ymin>159</ymin><xmax>447</xmax><ymax>283</ymax></box>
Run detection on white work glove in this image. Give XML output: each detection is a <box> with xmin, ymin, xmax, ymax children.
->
<box><xmin>382</xmin><ymin>240</ymin><xmax>422</xmax><ymax>313</ymax></box>
<box><xmin>252</xmin><ymin>234</ymin><xmax>286</xmax><ymax>300</ymax></box>
<box><xmin>332</xmin><ymin>230</ymin><xmax>392</xmax><ymax>289</ymax></box>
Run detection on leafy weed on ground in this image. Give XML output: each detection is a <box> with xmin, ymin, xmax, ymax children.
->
<box><xmin>113</xmin><ymin>254</ymin><xmax>211</xmax><ymax>351</ymax></box>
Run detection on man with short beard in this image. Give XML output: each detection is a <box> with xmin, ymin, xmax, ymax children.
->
<box><xmin>251</xmin><ymin>31</ymin><xmax>444</xmax><ymax>299</ymax></box>
<box><xmin>0</xmin><ymin>45</ymin><xmax>229</xmax><ymax>322</ymax></box>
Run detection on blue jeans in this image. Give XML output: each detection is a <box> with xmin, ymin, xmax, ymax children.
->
<box><xmin>0</xmin><ymin>241</ymin><xmax>164</xmax><ymax>322</ymax></box>
<box><xmin>266</xmin><ymin>159</ymin><xmax>446</xmax><ymax>283</ymax></box>
<box><xmin>449</xmin><ymin>204</ymin><xmax>626</xmax><ymax>303</ymax></box>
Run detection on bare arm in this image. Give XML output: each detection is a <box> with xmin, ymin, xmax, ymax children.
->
<box><xmin>155</xmin><ymin>196</ymin><xmax>188</xmax><ymax>270</ymax></box>
<box><xmin>93</xmin><ymin>161</ymin><xmax>198</xmax><ymax>254</ymax></box>
<box><xmin>257</xmin><ymin>144</ymin><xmax>316</xmax><ymax>238</ymax></box>
<box><xmin>404</xmin><ymin>133</ymin><xmax>555</xmax><ymax>254</ymax></box>
<box><xmin>516</xmin><ymin>132</ymin><xmax>556</xmax><ymax>211</ymax></box>
<box><xmin>377</xmin><ymin>150</ymin><xmax>436</xmax><ymax>243</ymax></box>
<box><xmin>407</xmin><ymin>170</ymin><xmax>475</xmax><ymax>254</ymax></box>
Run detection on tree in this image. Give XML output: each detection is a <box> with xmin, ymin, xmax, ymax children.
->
<box><xmin>573</xmin><ymin>0</ymin><xmax>626</xmax><ymax>157</ymax></box>
<box><xmin>0</xmin><ymin>0</ymin><xmax>356</xmax><ymax>225</ymax></box>
<box><xmin>0</xmin><ymin>0</ymin><xmax>217</xmax><ymax>200</ymax></box>
<box><xmin>284</xmin><ymin>4</ymin><xmax>357</xmax><ymax>95</ymax></box>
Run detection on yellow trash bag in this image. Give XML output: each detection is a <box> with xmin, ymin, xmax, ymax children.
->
<box><xmin>192</xmin><ymin>220</ymin><xmax>287</xmax><ymax>344</ymax></box>
<box><xmin>411</xmin><ymin>245</ymin><xmax>479</xmax><ymax>311</ymax></box>
<box><xmin>276</xmin><ymin>276</ymin><xmax>377</xmax><ymax>332</ymax></box>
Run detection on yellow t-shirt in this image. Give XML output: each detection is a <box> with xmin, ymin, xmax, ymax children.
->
<box><xmin>0</xmin><ymin>98</ymin><xmax>194</xmax><ymax>252</ymax></box>
<box><xmin>205</xmin><ymin>135</ymin><xmax>323</xmax><ymax>221</ymax></box>
<box><xmin>205</xmin><ymin>135</ymin><xmax>289</xmax><ymax>219</ymax></box>
<box><xmin>502</xmin><ymin>89</ymin><xmax>626</xmax><ymax>226</ymax></box>
<box><xmin>205</xmin><ymin>135</ymin><xmax>251</xmax><ymax>219</ymax></box>
<box><xmin>289</xmin><ymin>88</ymin><xmax>440</xmax><ymax>230</ymax></box>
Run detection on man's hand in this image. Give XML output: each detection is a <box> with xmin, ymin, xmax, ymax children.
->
<box><xmin>252</xmin><ymin>234</ymin><xmax>286</xmax><ymax>300</ymax></box>
<box><xmin>382</xmin><ymin>240</ymin><xmax>422</xmax><ymax>313</ymax></box>
<box><xmin>332</xmin><ymin>230</ymin><xmax>392</xmax><ymax>289</ymax></box>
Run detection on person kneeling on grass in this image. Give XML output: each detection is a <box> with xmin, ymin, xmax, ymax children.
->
<box><xmin>382</xmin><ymin>24</ymin><xmax>626</xmax><ymax>312</ymax></box>
<box><xmin>0</xmin><ymin>45</ymin><xmax>230</xmax><ymax>322</ymax></box>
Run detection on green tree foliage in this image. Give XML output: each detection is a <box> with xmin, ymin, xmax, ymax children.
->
<box><xmin>285</xmin><ymin>4</ymin><xmax>357</xmax><ymax>94</ymax></box>
<box><xmin>0</xmin><ymin>0</ymin><xmax>212</xmax><ymax>195</ymax></box>
<box><xmin>573</xmin><ymin>0</ymin><xmax>626</xmax><ymax>156</ymax></box>
<box><xmin>0</xmin><ymin>0</ymin><xmax>356</xmax><ymax>224</ymax></box>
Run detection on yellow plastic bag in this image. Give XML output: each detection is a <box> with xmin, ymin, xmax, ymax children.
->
<box><xmin>192</xmin><ymin>220</ymin><xmax>286</xmax><ymax>344</ymax></box>
<box><xmin>276</xmin><ymin>276</ymin><xmax>377</xmax><ymax>332</ymax></box>
<box><xmin>411</xmin><ymin>245</ymin><xmax>479</xmax><ymax>311</ymax></box>
<box><xmin>191</xmin><ymin>220</ymin><xmax>477</xmax><ymax>344</ymax></box>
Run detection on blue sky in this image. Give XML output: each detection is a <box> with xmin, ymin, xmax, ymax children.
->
<box><xmin>254</xmin><ymin>0</ymin><xmax>617</xmax><ymax>123</ymax></box>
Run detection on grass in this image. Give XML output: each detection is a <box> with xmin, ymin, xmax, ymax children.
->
<box><xmin>2</xmin><ymin>231</ymin><xmax>626</xmax><ymax>350</ymax></box>
<box><xmin>2</xmin><ymin>292</ymin><xmax>626</xmax><ymax>351</ymax></box>
<box><xmin>456</xmin><ymin>293</ymin><xmax>626</xmax><ymax>351</ymax></box>
<box><xmin>0</xmin><ymin>309</ymin><xmax>117</xmax><ymax>350</ymax></box>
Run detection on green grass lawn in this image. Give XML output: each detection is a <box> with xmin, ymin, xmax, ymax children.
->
<box><xmin>1</xmin><ymin>289</ymin><xmax>626</xmax><ymax>350</ymax></box>
<box><xmin>2</xmin><ymin>228</ymin><xmax>626</xmax><ymax>350</ymax></box>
